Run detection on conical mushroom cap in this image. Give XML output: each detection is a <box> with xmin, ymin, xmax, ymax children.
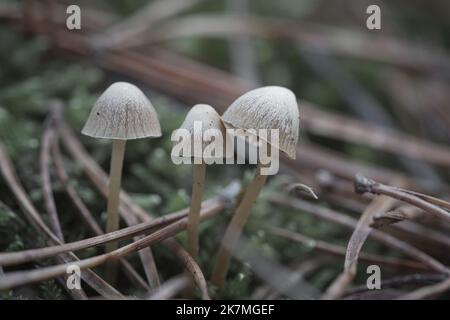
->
<box><xmin>222</xmin><ymin>86</ymin><xmax>299</xmax><ymax>159</ymax></box>
<box><xmin>172</xmin><ymin>104</ymin><xmax>230</xmax><ymax>161</ymax></box>
<box><xmin>82</xmin><ymin>82</ymin><xmax>162</xmax><ymax>140</ymax></box>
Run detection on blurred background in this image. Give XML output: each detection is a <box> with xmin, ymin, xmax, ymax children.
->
<box><xmin>0</xmin><ymin>0</ymin><xmax>449</xmax><ymax>299</ymax></box>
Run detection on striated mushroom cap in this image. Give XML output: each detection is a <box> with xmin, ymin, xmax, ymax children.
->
<box><xmin>172</xmin><ymin>104</ymin><xmax>230</xmax><ymax>161</ymax></box>
<box><xmin>222</xmin><ymin>86</ymin><xmax>299</xmax><ymax>159</ymax></box>
<box><xmin>82</xmin><ymin>82</ymin><xmax>162</xmax><ymax>140</ymax></box>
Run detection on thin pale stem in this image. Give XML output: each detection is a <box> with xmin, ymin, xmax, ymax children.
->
<box><xmin>187</xmin><ymin>162</ymin><xmax>206</xmax><ymax>261</ymax></box>
<box><xmin>211</xmin><ymin>163</ymin><xmax>268</xmax><ymax>290</ymax></box>
<box><xmin>105</xmin><ymin>139</ymin><xmax>126</xmax><ymax>284</ymax></box>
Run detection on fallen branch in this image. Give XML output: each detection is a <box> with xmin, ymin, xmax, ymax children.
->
<box><xmin>39</xmin><ymin>118</ymin><xmax>87</xmax><ymax>299</ymax></box>
<box><xmin>0</xmin><ymin>142</ymin><xmax>124</xmax><ymax>299</ymax></box>
<box><xmin>0</xmin><ymin>199</ymin><xmax>221</xmax><ymax>266</ymax></box>
<box><xmin>146</xmin><ymin>275</ymin><xmax>188</xmax><ymax>300</ymax></box>
<box><xmin>396</xmin><ymin>276</ymin><xmax>450</xmax><ymax>300</ymax></box>
<box><xmin>270</xmin><ymin>227</ymin><xmax>427</xmax><ymax>272</ymax></box>
<box><xmin>163</xmin><ymin>239</ymin><xmax>210</xmax><ymax>300</ymax></box>
<box><xmin>370</xmin><ymin>206</ymin><xmax>423</xmax><ymax>228</ymax></box>
<box><xmin>0</xmin><ymin>209</ymin><xmax>219</xmax><ymax>291</ymax></box>
<box><xmin>269</xmin><ymin>195</ymin><xmax>448</xmax><ymax>273</ymax></box>
<box><xmin>40</xmin><ymin>120</ymin><xmax>64</xmax><ymax>241</ymax></box>
<box><xmin>345</xmin><ymin>273</ymin><xmax>448</xmax><ymax>296</ymax></box>
<box><xmin>324</xmin><ymin>188</ymin><xmax>402</xmax><ymax>299</ymax></box>
<box><xmin>355</xmin><ymin>174</ymin><xmax>450</xmax><ymax>222</ymax></box>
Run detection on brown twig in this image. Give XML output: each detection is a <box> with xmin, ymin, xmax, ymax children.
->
<box><xmin>163</xmin><ymin>239</ymin><xmax>210</xmax><ymax>300</ymax></box>
<box><xmin>370</xmin><ymin>205</ymin><xmax>423</xmax><ymax>228</ymax></box>
<box><xmin>51</xmin><ymin>139</ymin><xmax>103</xmax><ymax>235</ymax></box>
<box><xmin>313</xmin><ymin>172</ymin><xmax>450</xmax><ymax>251</ymax></box>
<box><xmin>302</xmin><ymin>104</ymin><xmax>450</xmax><ymax>170</ymax></box>
<box><xmin>355</xmin><ymin>174</ymin><xmax>450</xmax><ymax>222</ymax></box>
<box><xmin>396</xmin><ymin>275</ymin><xmax>450</xmax><ymax>300</ymax></box>
<box><xmin>0</xmin><ymin>209</ymin><xmax>219</xmax><ymax>291</ymax></box>
<box><xmin>40</xmin><ymin>118</ymin><xmax>88</xmax><ymax>299</ymax></box>
<box><xmin>95</xmin><ymin>13</ymin><xmax>450</xmax><ymax>76</ymax></box>
<box><xmin>323</xmin><ymin>188</ymin><xmax>403</xmax><ymax>299</ymax></box>
<box><xmin>389</xmin><ymin>186</ymin><xmax>450</xmax><ymax>211</ymax></box>
<box><xmin>0</xmin><ymin>142</ymin><xmax>124</xmax><ymax>299</ymax></box>
<box><xmin>0</xmin><ymin>200</ymin><xmax>220</xmax><ymax>267</ymax></box>
<box><xmin>146</xmin><ymin>275</ymin><xmax>188</xmax><ymax>300</ymax></box>
<box><xmin>269</xmin><ymin>195</ymin><xmax>448</xmax><ymax>273</ymax></box>
<box><xmin>40</xmin><ymin>121</ymin><xmax>64</xmax><ymax>241</ymax></box>
<box><xmin>92</xmin><ymin>0</ymin><xmax>204</xmax><ymax>50</ymax></box>
<box><xmin>51</xmin><ymin>136</ymin><xmax>150</xmax><ymax>291</ymax></box>
<box><xmin>270</xmin><ymin>227</ymin><xmax>428</xmax><ymax>272</ymax></box>
<box><xmin>345</xmin><ymin>273</ymin><xmax>448</xmax><ymax>296</ymax></box>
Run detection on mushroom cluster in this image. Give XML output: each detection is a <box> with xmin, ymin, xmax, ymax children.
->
<box><xmin>82</xmin><ymin>82</ymin><xmax>300</xmax><ymax>291</ymax></box>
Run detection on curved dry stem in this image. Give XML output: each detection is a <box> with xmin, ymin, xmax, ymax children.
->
<box><xmin>0</xmin><ymin>208</ymin><xmax>219</xmax><ymax>290</ymax></box>
<box><xmin>57</xmin><ymin>120</ymin><xmax>161</xmax><ymax>288</ymax></box>
<box><xmin>164</xmin><ymin>239</ymin><xmax>210</xmax><ymax>300</ymax></box>
<box><xmin>390</xmin><ymin>186</ymin><xmax>450</xmax><ymax>211</ymax></box>
<box><xmin>51</xmin><ymin>139</ymin><xmax>104</xmax><ymax>235</ymax></box>
<box><xmin>0</xmin><ymin>199</ymin><xmax>219</xmax><ymax>267</ymax></box>
<box><xmin>40</xmin><ymin>122</ymin><xmax>87</xmax><ymax>299</ymax></box>
<box><xmin>355</xmin><ymin>174</ymin><xmax>450</xmax><ymax>222</ymax></box>
<box><xmin>211</xmin><ymin>163</ymin><xmax>268</xmax><ymax>290</ymax></box>
<box><xmin>146</xmin><ymin>275</ymin><xmax>188</xmax><ymax>300</ymax></box>
<box><xmin>323</xmin><ymin>192</ymin><xmax>401</xmax><ymax>300</ymax></box>
<box><xmin>40</xmin><ymin>124</ymin><xmax>64</xmax><ymax>241</ymax></box>
<box><xmin>270</xmin><ymin>227</ymin><xmax>428</xmax><ymax>272</ymax></box>
<box><xmin>270</xmin><ymin>196</ymin><xmax>448</xmax><ymax>273</ymax></box>
<box><xmin>0</xmin><ymin>141</ymin><xmax>123</xmax><ymax>299</ymax></box>
<box><xmin>396</xmin><ymin>276</ymin><xmax>450</xmax><ymax>300</ymax></box>
<box><xmin>187</xmin><ymin>162</ymin><xmax>206</xmax><ymax>261</ymax></box>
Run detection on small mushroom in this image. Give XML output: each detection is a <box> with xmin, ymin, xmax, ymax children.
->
<box><xmin>82</xmin><ymin>81</ymin><xmax>161</xmax><ymax>283</ymax></box>
<box><xmin>211</xmin><ymin>86</ymin><xmax>299</xmax><ymax>289</ymax></box>
<box><xmin>171</xmin><ymin>104</ymin><xmax>229</xmax><ymax>262</ymax></box>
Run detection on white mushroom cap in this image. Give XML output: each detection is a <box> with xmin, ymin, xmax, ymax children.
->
<box><xmin>82</xmin><ymin>82</ymin><xmax>162</xmax><ymax>140</ymax></box>
<box><xmin>172</xmin><ymin>104</ymin><xmax>230</xmax><ymax>161</ymax></box>
<box><xmin>222</xmin><ymin>86</ymin><xmax>299</xmax><ymax>159</ymax></box>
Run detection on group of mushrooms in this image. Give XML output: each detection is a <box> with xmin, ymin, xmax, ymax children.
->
<box><xmin>81</xmin><ymin>82</ymin><xmax>300</xmax><ymax>291</ymax></box>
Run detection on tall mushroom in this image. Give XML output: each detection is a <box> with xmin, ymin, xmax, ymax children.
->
<box><xmin>211</xmin><ymin>86</ymin><xmax>299</xmax><ymax>290</ymax></box>
<box><xmin>171</xmin><ymin>104</ymin><xmax>229</xmax><ymax>262</ymax></box>
<box><xmin>82</xmin><ymin>82</ymin><xmax>161</xmax><ymax>283</ymax></box>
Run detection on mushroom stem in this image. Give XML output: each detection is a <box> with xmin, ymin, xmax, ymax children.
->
<box><xmin>187</xmin><ymin>161</ymin><xmax>206</xmax><ymax>262</ymax></box>
<box><xmin>211</xmin><ymin>163</ymin><xmax>268</xmax><ymax>289</ymax></box>
<box><xmin>105</xmin><ymin>139</ymin><xmax>126</xmax><ymax>284</ymax></box>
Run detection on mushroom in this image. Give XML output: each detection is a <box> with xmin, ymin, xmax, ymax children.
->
<box><xmin>171</xmin><ymin>104</ymin><xmax>229</xmax><ymax>262</ymax></box>
<box><xmin>211</xmin><ymin>86</ymin><xmax>299</xmax><ymax>289</ymax></box>
<box><xmin>82</xmin><ymin>81</ymin><xmax>161</xmax><ymax>283</ymax></box>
